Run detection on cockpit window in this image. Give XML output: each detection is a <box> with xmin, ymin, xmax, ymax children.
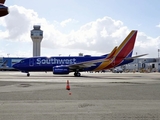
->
<box><xmin>20</xmin><ymin>60</ymin><xmax>24</xmax><ymax>63</ymax></box>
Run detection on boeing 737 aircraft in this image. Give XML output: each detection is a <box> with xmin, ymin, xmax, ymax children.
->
<box><xmin>13</xmin><ymin>30</ymin><xmax>147</xmax><ymax>77</ymax></box>
<box><xmin>0</xmin><ymin>0</ymin><xmax>8</xmax><ymax>17</ymax></box>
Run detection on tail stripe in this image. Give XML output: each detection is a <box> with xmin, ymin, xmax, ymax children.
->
<box><xmin>94</xmin><ymin>47</ymin><xmax>117</xmax><ymax>71</ymax></box>
<box><xmin>114</xmin><ymin>30</ymin><xmax>137</xmax><ymax>58</ymax></box>
<box><xmin>94</xmin><ymin>30</ymin><xmax>137</xmax><ymax>71</ymax></box>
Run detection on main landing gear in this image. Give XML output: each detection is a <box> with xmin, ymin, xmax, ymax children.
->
<box><xmin>74</xmin><ymin>71</ymin><xmax>81</xmax><ymax>77</ymax></box>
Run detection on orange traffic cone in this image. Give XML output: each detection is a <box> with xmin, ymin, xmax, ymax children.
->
<box><xmin>66</xmin><ymin>80</ymin><xmax>70</xmax><ymax>90</ymax></box>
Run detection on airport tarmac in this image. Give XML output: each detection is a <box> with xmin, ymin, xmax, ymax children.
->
<box><xmin>0</xmin><ymin>71</ymin><xmax>160</xmax><ymax>120</ymax></box>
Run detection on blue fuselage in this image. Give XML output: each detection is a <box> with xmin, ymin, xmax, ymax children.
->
<box><xmin>13</xmin><ymin>56</ymin><xmax>133</xmax><ymax>73</ymax></box>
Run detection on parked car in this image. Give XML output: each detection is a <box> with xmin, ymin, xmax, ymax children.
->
<box><xmin>112</xmin><ymin>67</ymin><xmax>123</xmax><ymax>73</ymax></box>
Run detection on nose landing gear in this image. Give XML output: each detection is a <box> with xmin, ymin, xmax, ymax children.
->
<box><xmin>27</xmin><ymin>73</ymin><xmax>30</xmax><ymax>77</ymax></box>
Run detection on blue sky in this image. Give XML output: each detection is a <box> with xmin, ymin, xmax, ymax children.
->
<box><xmin>1</xmin><ymin>0</ymin><xmax>160</xmax><ymax>57</ymax></box>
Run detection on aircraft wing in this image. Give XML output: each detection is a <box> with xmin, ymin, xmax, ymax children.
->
<box><xmin>68</xmin><ymin>53</ymin><xmax>148</xmax><ymax>69</ymax></box>
<box><xmin>68</xmin><ymin>47</ymin><xmax>118</xmax><ymax>70</ymax></box>
<box><xmin>68</xmin><ymin>58</ymin><xmax>109</xmax><ymax>69</ymax></box>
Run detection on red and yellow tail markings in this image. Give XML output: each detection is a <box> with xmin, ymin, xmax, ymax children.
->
<box><xmin>114</xmin><ymin>30</ymin><xmax>137</xmax><ymax>58</ymax></box>
<box><xmin>94</xmin><ymin>30</ymin><xmax>137</xmax><ymax>71</ymax></box>
<box><xmin>94</xmin><ymin>46</ymin><xmax>117</xmax><ymax>71</ymax></box>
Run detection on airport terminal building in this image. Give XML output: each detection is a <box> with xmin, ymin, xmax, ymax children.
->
<box><xmin>0</xmin><ymin>57</ymin><xmax>25</xmax><ymax>70</ymax></box>
<box><xmin>121</xmin><ymin>58</ymin><xmax>160</xmax><ymax>72</ymax></box>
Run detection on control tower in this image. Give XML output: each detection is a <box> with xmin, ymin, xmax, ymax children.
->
<box><xmin>31</xmin><ymin>25</ymin><xmax>43</xmax><ymax>56</ymax></box>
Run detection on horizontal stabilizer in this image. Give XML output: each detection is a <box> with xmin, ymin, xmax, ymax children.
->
<box><xmin>124</xmin><ymin>54</ymin><xmax>148</xmax><ymax>60</ymax></box>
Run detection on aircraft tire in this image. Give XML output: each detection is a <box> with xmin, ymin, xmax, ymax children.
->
<box><xmin>27</xmin><ymin>73</ymin><xmax>30</xmax><ymax>77</ymax></box>
<box><xmin>77</xmin><ymin>73</ymin><xmax>81</xmax><ymax>77</ymax></box>
<box><xmin>74</xmin><ymin>72</ymin><xmax>81</xmax><ymax>77</ymax></box>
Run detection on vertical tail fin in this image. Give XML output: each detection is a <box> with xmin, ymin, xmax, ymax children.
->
<box><xmin>94</xmin><ymin>30</ymin><xmax>137</xmax><ymax>71</ymax></box>
<box><xmin>114</xmin><ymin>30</ymin><xmax>137</xmax><ymax>59</ymax></box>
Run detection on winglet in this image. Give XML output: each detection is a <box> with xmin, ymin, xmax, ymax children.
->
<box><xmin>106</xmin><ymin>46</ymin><xmax>117</xmax><ymax>59</ymax></box>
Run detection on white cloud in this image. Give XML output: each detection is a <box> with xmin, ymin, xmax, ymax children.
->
<box><xmin>60</xmin><ymin>19</ymin><xmax>72</xmax><ymax>27</ymax></box>
<box><xmin>135</xmin><ymin>32</ymin><xmax>160</xmax><ymax>58</ymax></box>
<box><xmin>0</xmin><ymin>5</ymin><xmax>159</xmax><ymax>58</ymax></box>
<box><xmin>100</xmin><ymin>27</ymin><xmax>108</xmax><ymax>38</ymax></box>
<box><xmin>60</xmin><ymin>18</ymin><xmax>77</xmax><ymax>27</ymax></box>
<box><xmin>156</xmin><ymin>23</ymin><xmax>160</xmax><ymax>28</ymax></box>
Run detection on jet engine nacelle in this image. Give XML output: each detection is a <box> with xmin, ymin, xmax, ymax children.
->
<box><xmin>53</xmin><ymin>66</ymin><xmax>70</xmax><ymax>74</ymax></box>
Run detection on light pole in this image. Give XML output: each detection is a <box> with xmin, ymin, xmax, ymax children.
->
<box><xmin>7</xmin><ymin>53</ymin><xmax>10</xmax><ymax>57</ymax></box>
<box><xmin>136</xmin><ymin>52</ymin><xmax>138</xmax><ymax>71</ymax></box>
<box><xmin>158</xmin><ymin>49</ymin><xmax>160</xmax><ymax>63</ymax></box>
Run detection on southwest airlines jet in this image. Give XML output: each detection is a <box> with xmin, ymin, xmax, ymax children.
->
<box><xmin>13</xmin><ymin>30</ymin><xmax>146</xmax><ymax>77</ymax></box>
